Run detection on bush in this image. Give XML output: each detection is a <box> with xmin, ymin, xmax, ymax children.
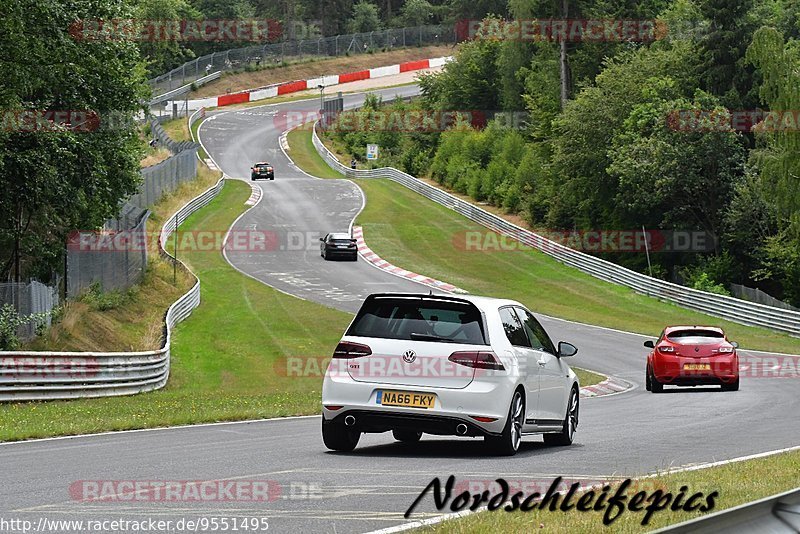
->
<box><xmin>80</xmin><ymin>283</ymin><xmax>136</xmax><ymax>311</ymax></box>
<box><xmin>683</xmin><ymin>271</ymin><xmax>731</xmax><ymax>296</ymax></box>
<box><xmin>0</xmin><ymin>304</ymin><xmax>48</xmax><ymax>350</ymax></box>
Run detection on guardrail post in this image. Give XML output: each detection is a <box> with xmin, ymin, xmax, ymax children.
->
<box><xmin>402</xmin><ymin>27</ymin><xmax>406</xmax><ymax>47</ymax></box>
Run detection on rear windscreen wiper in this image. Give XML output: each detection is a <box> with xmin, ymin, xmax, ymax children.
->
<box><xmin>409</xmin><ymin>332</ymin><xmax>457</xmax><ymax>343</ymax></box>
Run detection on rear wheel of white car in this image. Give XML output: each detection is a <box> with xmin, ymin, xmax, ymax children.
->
<box><xmin>392</xmin><ymin>430</ymin><xmax>422</xmax><ymax>443</ymax></box>
<box><xmin>544</xmin><ymin>387</ymin><xmax>578</xmax><ymax>446</ymax></box>
<box><xmin>485</xmin><ymin>390</ymin><xmax>524</xmax><ymax>456</ymax></box>
<box><xmin>322</xmin><ymin>419</ymin><xmax>360</xmax><ymax>452</ymax></box>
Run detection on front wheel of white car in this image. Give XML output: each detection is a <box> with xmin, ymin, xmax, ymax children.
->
<box><xmin>322</xmin><ymin>419</ymin><xmax>360</xmax><ymax>452</ymax></box>
<box><xmin>544</xmin><ymin>387</ymin><xmax>578</xmax><ymax>446</ymax></box>
<box><xmin>485</xmin><ymin>389</ymin><xmax>524</xmax><ymax>456</ymax></box>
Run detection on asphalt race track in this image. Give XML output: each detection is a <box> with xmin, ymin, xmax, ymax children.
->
<box><xmin>2</xmin><ymin>87</ymin><xmax>799</xmax><ymax>534</ymax></box>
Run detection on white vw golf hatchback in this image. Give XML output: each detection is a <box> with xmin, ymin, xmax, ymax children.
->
<box><xmin>321</xmin><ymin>293</ymin><xmax>580</xmax><ymax>455</ymax></box>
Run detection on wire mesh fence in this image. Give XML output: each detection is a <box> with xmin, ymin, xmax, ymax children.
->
<box><xmin>65</xmin><ymin>120</ymin><xmax>200</xmax><ymax>299</ymax></box>
<box><xmin>66</xmin><ymin>210</ymin><xmax>151</xmax><ymax>299</ymax></box>
<box><xmin>148</xmin><ymin>25</ymin><xmax>455</xmax><ymax>96</ymax></box>
<box><xmin>730</xmin><ymin>284</ymin><xmax>799</xmax><ymax>311</ymax></box>
<box><xmin>0</xmin><ymin>281</ymin><xmax>60</xmax><ymax>341</ymax></box>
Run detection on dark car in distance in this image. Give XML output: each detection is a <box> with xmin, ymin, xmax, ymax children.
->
<box><xmin>320</xmin><ymin>233</ymin><xmax>358</xmax><ymax>261</ymax></box>
<box><xmin>251</xmin><ymin>162</ymin><xmax>274</xmax><ymax>181</ymax></box>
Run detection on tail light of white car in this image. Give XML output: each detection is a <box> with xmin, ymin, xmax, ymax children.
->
<box><xmin>448</xmin><ymin>351</ymin><xmax>505</xmax><ymax>371</ymax></box>
<box><xmin>332</xmin><ymin>341</ymin><xmax>372</xmax><ymax>358</ymax></box>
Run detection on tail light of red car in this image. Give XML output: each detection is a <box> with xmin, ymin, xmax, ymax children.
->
<box><xmin>658</xmin><ymin>345</ymin><xmax>675</xmax><ymax>353</ymax></box>
<box><xmin>717</xmin><ymin>346</ymin><xmax>735</xmax><ymax>353</ymax></box>
<box><xmin>448</xmin><ymin>351</ymin><xmax>505</xmax><ymax>371</ymax></box>
<box><xmin>332</xmin><ymin>341</ymin><xmax>372</xmax><ymax>359</ymax></box>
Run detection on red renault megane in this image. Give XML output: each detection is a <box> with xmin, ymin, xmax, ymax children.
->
<box><xmin>645</xmin><ymin>326</ymin><xmax>740</xmax><ymax>392</ymax></box>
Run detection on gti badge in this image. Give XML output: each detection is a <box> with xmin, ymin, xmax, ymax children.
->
<box><xmin>403</xmin><ymin>350</ymin><xmax>417</xmax><ymax>363</ymax></box>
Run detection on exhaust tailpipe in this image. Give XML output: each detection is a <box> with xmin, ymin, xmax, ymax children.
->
<box><xmin>344</xmin><ymin>415</ymin><xmax>356</xmax><ymax>427</ymax></box>
<box><xmin>455</xmin><ymin>423</ymin><xmax>468</xmax><ymax>436</ymax></box>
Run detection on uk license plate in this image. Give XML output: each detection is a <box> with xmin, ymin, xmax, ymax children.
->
<box><xmin>377</xmin><ymin>390</ymin><xmax>435</xmax><ymax>409</ymax></box>
<box><xmin>684</xmin><ymin>363</ymin><xmax>711</xmax><ymax>371</ymax></box>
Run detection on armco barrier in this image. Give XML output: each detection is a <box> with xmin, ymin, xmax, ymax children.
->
<box><xmin>312</xmin><ymin>124</ymin><xmax>800</xmax><ymax>337</ymax></box>
<box><xmin>0</xmin><ymin>178</ymin><xmax>226</xmax><ymax>401</ymax></box>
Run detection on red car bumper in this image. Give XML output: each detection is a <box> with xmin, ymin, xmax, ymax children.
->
<box><xmin>652</xmin><ymin>354</ymin><xmax>739</xmax><ymax>385</ymax></box>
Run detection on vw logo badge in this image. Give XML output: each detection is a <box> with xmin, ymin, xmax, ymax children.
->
<box><xmin>403</xmin><ymin>350</ymin><xmax>417</xmax><ymax>363</ymax></box>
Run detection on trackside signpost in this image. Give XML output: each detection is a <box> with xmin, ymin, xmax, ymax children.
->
<box><xmin>366</xmin><ymin>144</ymin><xmax>379</xmax><ymax>161</ymax></box>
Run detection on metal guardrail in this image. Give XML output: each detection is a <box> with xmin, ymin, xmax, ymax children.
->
<box><xmin>150</xmin><ymin>71</ymin><xmax>222</xmax><ymax>106</ymax></box>
<box><xmin>312</xmin><ymin>124</ymin><xmax>800</xmax><ymax>337</ymax></box>
<box><xmin>0</xmin><ymin>178</ymin><xmax>226</xmax><ymax>401</ymax></box>
<box><xmin>654</xmin><ymin>486</ymin><xmax>800</xmax><ymax>533</ymax></box>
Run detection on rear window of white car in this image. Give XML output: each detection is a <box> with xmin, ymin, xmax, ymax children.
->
<box><xmin>347</xmin><ymin>297</ymin><xmax>487</xmax><ymax>345</ymax></box>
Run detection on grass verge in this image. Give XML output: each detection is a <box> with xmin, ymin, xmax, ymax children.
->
<box><xmin>286</xmin><ymin>127</ymin><xmax>343</xmax><ymax>179</ymax></box>
<box><xmin>160</xmin><ymin>117</ymin><xmax>191</xmax><ymax>142</ymax></box>
<box><xmin>288</xmin><ymin>126</ymin><xmax>799</xmax><ymax>354</ymax></box>
<box><xmin>427</xmin><ymin>448</ymin><xmax>800</xmax><ymax>533</ymax></box>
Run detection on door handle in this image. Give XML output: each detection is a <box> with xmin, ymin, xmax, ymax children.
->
<box><xmin>537</xmin><ymin>359</ymin><xmax>547</xmax><ymax>366</ymax></box>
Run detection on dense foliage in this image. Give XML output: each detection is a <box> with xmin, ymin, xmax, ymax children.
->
<box><xmin>329</xmin><ymin>0</ymin><xmax>800</xmax><ymax>305</ymax></box>
<box><xmin>0</xmin><ymin>0</ymin><xmax>147</xmax><ymax>283</ymax></box>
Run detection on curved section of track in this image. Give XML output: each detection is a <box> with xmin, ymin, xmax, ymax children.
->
<box><xmin>200</xmin><ymin>87</ymin><xmax>428</xmax><ymax>311</ymax></box>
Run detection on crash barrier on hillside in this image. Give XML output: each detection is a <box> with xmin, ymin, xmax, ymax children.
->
<box><xmin>0</xmin><ymin>281</ymin><xmax>60</xmax><ymax>342</ymax></box>
<box><xmin>312</xmin><ymin>123</ymin><xmax>800</xmax><ymax>336</ymax></box>
<box><xmin>149</xmin><ymin>24</ymin><xmax>455</xmax><ymax>96</ymax></box>
<box><xmin>0</xmin><ymin>177</ymin><xmax>226</xmax><ymax>401</ymax></box>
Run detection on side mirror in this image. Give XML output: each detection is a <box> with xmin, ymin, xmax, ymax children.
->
<box><xmin>643</xmin><ymin>340</ymin><xmax>655</xmax><ymax>349</ymax></box>
<box><xmin>319</xmin><ymin>238</ymin><xmax>325</xmax><ymax>242</ymax></box>
<box><xmin>731</xmin><ymin>341</ymin><xmax>739</xmax><ymax>349</ymax></box>
<box><xmin>558</xmin><ymin>341</ymin><xmax>578</xmax><ymax>358</ymax></box>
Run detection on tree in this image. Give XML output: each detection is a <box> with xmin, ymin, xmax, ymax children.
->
<box><xmin>698</xmin><ymin>0</ymin><xmax>758</xmax><ymax>108</ymax></box>
<box><xmin>746</xmin><ymin>27</ymin><xmax>800</xmax><ymax>234</ymax></box>
<box><xmin>136</xmin><ymin>0</ymin><xmax>201</xmax><ymax>76</ymax></box>
<box><xmin>347</xmin><ymin>1</ymin><xmax>382</xmax><ymax>33</ymax></box>
<box><xmin>398</xmin><ymin>0</ymin><xmax>434</xmax><ymax>26</ymax></box>
<box><xmin>549</xmin><ymin>42</ymin><xmax>701</xmax><ymax>229</ymax></box>
<box><xmin>0</xmin><ymin>0</ymin><xmax>147</xmax><ymax>283</ymax></box>
<box><xmin>607</xmin><ymin>86</ymin><xmax>746</xmax><ymax>245</ymax></box>
<box><xmin>418</xmin><ymin>34</ymin><xmax>503</xmax><ymax>111</ymax></box>
<box><xmin>744</xmin><ymin>26</ymin><xmax>800</xmax><ymax>303</ymax></box>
